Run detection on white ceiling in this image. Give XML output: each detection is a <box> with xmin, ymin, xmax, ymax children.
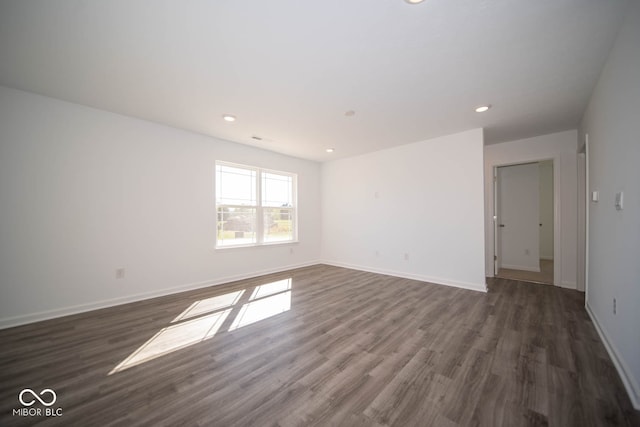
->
<box><xmin>0</xmin><ymin>0</ymin><xmax>628</xmax><ymax>161</ymax></box>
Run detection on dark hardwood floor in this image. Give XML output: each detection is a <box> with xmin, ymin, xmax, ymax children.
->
<box><xmin>1</xmin><ymin>265</ymin><xmax>638</xmax><ymax>426</ymax></box>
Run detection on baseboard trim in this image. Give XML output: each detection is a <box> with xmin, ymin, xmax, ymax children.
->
<box><xmin>586</xmin><ymin>303</ymin><xmax>640</xmax><ymax>410</ymax></box>
<box><xmin>321</xmin><ymin>260</ymin><xmax>487</xmax><ymax>293</ymax></box>
<box><xmin>500</xmin><ymin>263</ymin><xmax>541</xmax><ymax>273</ymax></box>
<box><xmin>558</xmin><ymin>281</ymin><xmax>577</xmax><ymax>290</ymax></box>
<box><xmin>540</xmin><ymin>256</ymin><xmax>554</xmax><ymax>261</ymax></box>
<box><xmin>0</xmin><ymin>260</ymin><xmax>321</xmax><ymax>330</ymax></box>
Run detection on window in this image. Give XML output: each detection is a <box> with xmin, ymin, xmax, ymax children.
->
<box><xmin>216</xmin><ymin>162</ymin><xmax>297</xmax><ymax>247</ymax></box>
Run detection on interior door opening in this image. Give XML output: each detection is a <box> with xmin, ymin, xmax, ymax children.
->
<box><xmin>495</xmin><ymin>160</ymin><xmax>554</xmax><ymax>285</ymax></box>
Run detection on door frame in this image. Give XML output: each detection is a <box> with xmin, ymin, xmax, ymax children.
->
<box><xmin>493</xmin><ymin>167</ymin><xmax>499</xmax><ymax>275</ymax></box>
<box><xmin>491</xmin><ymin>157</ymin><xmax>560</xmax><ymax>286</ymax></box>
<box><xmin>579</xmin><ymin>134</ymin><xmax>589</xmax><ymax>299</ymax></box>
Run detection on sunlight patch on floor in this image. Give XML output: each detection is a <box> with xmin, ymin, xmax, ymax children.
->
<box><xmin>229</xmin><ymin>289</ymin><xmax>291</xmax><ymax>331</ymax></box>
<box><xmin>109</xmin><ymin>278</ymin><xmax>293</xmax><ymax>374</ymax></box>
<box><xmin>172</xmin><ymin>290</ymin><xmax>245</xmax><ymax>322</ymax></box>
<box><xmin>109</xmin><ymin>308</ymin><xmax>232</xmax><ymax>374</ymax></box>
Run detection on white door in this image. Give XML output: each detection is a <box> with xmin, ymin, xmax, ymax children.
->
<box><xmin>498</xmin><ymin>163</ymin><xmax>541</xmax><ymax>272</ymax></box>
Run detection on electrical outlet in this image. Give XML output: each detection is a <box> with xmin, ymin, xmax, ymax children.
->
<box><xmin>116</xmin><ymin>268</ymin><xmax>125</xmax><ymax>279</ymax></box>
<box><xmin>289</xmin><ymin>247</ymin><xmax>294</xmax><ymax>255</ymax></box>
<box><xmin>525</xmin><ymin>249</ymin><xmax>530</xmax><ymax>256</ymax></box>
<box><xmin>404</xmin><ymin>253</ymin><xmax>409</xmax><ymax>261</ymax></box>
<box><xmin>613</xmin><ymin>298</ymin><xmax>617</xmax><ymax>315</ymax></box>
<box><xmin>375</xmin><ymin>250</ymin><xmax>379</xmax><ymax>257</ymax></box>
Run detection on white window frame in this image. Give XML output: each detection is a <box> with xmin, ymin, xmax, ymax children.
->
<box><xmin>215</xmin><ymin>161</ymin><xmax>298</xmax><ymax>248</ymax></box>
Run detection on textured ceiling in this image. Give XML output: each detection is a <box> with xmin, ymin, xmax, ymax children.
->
<box><xmin>0</xmin><ymin>0</ymin><xmax>628</xmax><ymax>161</ymax></box>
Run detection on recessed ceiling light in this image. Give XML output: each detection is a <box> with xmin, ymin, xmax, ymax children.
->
<box><xmin>405</xmin><ymin>0</ymin><xmax>425</xmax><ymax>4</ymax></box>
<box><xmin>222</xmin><ymin>114</ymin><xmax>236</xmax><ymax>122</ymax></box>
<box><xmin>475</xmin><ymin>105</ymin><xmax>491</xmax><ymax>113</ymax></box>
<box><xmin>326</xmin><ymin>148</ymin><xmax>335</xmax><ymax>153</ymax></box>
<box><xmin>345</xmin><ymin>110</ymin><xmax>356</xmax><ymax>117</ymax></box>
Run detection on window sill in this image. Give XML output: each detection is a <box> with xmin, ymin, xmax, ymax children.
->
<box><xmin>214</xmin><ymin>240</ymin><xmax>299</xmax><ymax>251</ymax></box>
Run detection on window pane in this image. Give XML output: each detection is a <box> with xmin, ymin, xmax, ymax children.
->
<box><xmin>216</xmin><ymin>165</ymin><xmax>256</xmax><ymax>205</ymax></box>
<box><xmin>263</xmin><ymin>208</ymin><xmax>293</xmax><ymax>242</ymax></box>
<box><xmin>217</xmin><ymin>207</ymin><xmax>256</xmax><ymax>246</ymax></box>
<box><xmin>262</xmin><ymin>172</ymin><xmax>293</xmax><ymax>207</ymax></box>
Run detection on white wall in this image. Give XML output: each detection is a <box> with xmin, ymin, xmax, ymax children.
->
<box><xmin>498</xmin><ymin>163</ymin><xmax>540</xmax><ymax>272</ymax></box>
<box><xmin>539</xmin><ymin>160</ymin><xmax>554</xmax><ymax>259</ymax></box>
<box><xmin>484</xmin><ymin>130</ymin><xmax>578</xmax><ymax>289</ymax></box>
<box><xmin>580</xmin><ymin>0</ymin><xmax>640</xmax><ymax>409</ymax></box>
<box><xmin>321</xmin><ymin>129</ymin><xmax>486</xmax><ymax>291</ymax></box>
<box><xmin>0</xmin><ymin>86</ymin><xmax>322</xmax><ymax>328</ymax></box>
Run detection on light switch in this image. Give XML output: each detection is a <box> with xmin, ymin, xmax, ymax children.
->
<box><xmin>615</xmin><ymin>191</ymin><xmax>624</xmax><ymax>210</ymax></box>
<box><xmin>591</xmin><ymin>191</ymin><xmax>599</xmax><ymax>202</ymax></box>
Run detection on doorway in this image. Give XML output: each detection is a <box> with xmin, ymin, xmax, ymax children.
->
<box><xmin>495</xmin><ymin>160</ymin><xmax>554</xmax><ymax>285</ymax></box>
